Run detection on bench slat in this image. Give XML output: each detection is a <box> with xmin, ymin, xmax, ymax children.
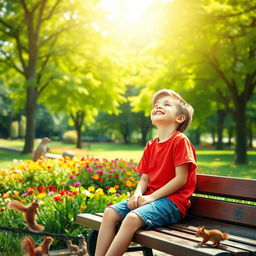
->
<box><xmin>190</xmin><ymin>197</ymin><xmax>256</xmax><ymax>227</ymax></box>
<box><xmin>76</xmin><ymin>213</ymin><xmax>101</xmax><ymax>230</ymax></box>
<box><xmin>173</xmin><ymin>216</ymin><xmax>256</xmax><ymax>245</ymax></box>
<box><xmin>134</xmin><ymin>229</ymin><xmax>231</xmax><ymax>256</ymax></box>
<box><xmin>155</xmin><ymin>227</ymin><xmax>252</xmax><ymax>255</ymax></box>
<box><xmin>195</xmin><ymin>174</ymin><xmax>256</xmax><ymax>201</ymax></box>
<box><xmin>155</xmin><ymin>227</ymin><xmax>256</xmax><ymax>255</ymax></box>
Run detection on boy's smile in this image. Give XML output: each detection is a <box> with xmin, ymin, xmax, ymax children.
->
<box><xmin>151</xmin><ymin>95</ymin><xmax>179</xmax><ymax>126</ymax></box>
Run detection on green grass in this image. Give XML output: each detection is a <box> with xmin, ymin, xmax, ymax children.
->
<box><xmin>0</xmin><ymin>139</ymin><xmax>255</xmax><ymax>179</ymax></box>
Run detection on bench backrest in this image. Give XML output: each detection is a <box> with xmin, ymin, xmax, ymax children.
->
<box><xmin>190</xmin><ymin>174</ymin><xmax>256</xmax><ymax>228</ymax></box>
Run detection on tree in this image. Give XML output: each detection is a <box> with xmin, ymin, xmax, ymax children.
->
<box><xmin>0</xmin><ymin>0</ymin><xmax>88</xmax><ymax>153</ymax></box>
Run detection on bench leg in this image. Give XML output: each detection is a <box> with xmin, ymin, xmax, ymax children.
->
<box><xmin>87</xmin><ymin>229</ymin><xmax>98</xmax><ymax>256</ymax></box>
<box><xmin>142</xmin><ymin>247</ymin><xmax>153</xmax><ymax>256</ymax></box>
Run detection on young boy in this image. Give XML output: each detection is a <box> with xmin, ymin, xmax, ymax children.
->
<box><xmin>95</xmin><ymin>89</ymin><xmax>197</xmax><ymax>256</ymax></box>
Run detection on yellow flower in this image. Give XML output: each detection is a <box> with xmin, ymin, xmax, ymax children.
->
<box><xmin>1</xmin><ymin>170</ymin><xmax>7</xmax><ymax>178</ymax></box>
<box><xmin>95</xmin><ymin>188</ymin><xmax>104</xmax><ymax>195</ymax></box>
<box><xmin>13</xmin><ymin>192</ymin><xmax>19</xmax><ymax>198</ymax></box>
<box><xmin>67</xmin><ymin>196</ymin><xmax>73</xmax><ymax>200</ymax></box>
<box><xmin>37</xmin><ymin>193</ymin><xmax>46</xmax><ymax>199</ymax></box>
<box><xmin>3</xmin><ymin>192</ymin><xmax>10</xmax><ymax>198</ymax></box>
<box><xmin>13</xmin><ymin>174</ymin><xmax>19</xmax><ymax>179</ymax></box>
<box><xmin>108</xmin><ymin>187</ymin><xmax>116</xmax><ymax>194</ymax></box>
<box><xmin>88</xmin><ymin>193</ymin><xmax>95</xmax><ymax>199</ymax></box>
<box><xmin>88</xmin><ymin>186</ymin><xmax>95</xmax><ymax>192</ymax></box>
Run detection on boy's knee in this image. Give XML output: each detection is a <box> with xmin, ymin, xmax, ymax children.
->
<box><xmin>122</xmin><ymin>213</ymin><xmax>144</xmax><ymax>229</ymax></box>
<box><xmin>103</xmin><ymin>207</ymin><xmax>121</xmax><ymax>223</ymax></box>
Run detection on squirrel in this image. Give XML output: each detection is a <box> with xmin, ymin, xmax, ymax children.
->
<box><xmin>196</xmin><ymin>226</ymin><xmax>229</xmax><ymax>247</ymax></box>
<box><xmin>33</xmin><ymin>137</ymin><xmax>51</xmax><ymax>161</ymax></box>
<box><xmin>7</xmin><ymin>200</ymin><xmax>44</xmax><ymax>232</ymax></box>
<box><xmin>67</xmin><ymin>240</ymin><xmax>80</xmax><ymax>255</ymax></box>
<box><xmin>78</xmin><ymin>237</ymin><xmax>88</xmax><ymax>256</ymax></box>
<box><xmin>21</xmin><ymin>236</ymin><xmax>53</xmax><ymax>256</ymax></box>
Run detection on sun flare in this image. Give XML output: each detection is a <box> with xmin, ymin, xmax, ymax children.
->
<box><xmin>99</xmin><ymin>0</ymin><xmax>155</xmax><ymax>24</ymax></box>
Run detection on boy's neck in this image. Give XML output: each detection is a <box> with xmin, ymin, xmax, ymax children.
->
<box><xmin>157</xmin><ymin>126</ymin><xmax>177</xmax><ymax>143</ymax></box>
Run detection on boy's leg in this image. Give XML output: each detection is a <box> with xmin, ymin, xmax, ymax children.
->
<box><xmin>95</xmin><ymin>207</ymin><xmax>122</xmax><ymax>256</ymax></box>
<box><xmin>105</xmin><ymin>212</ymin><xmax>144</xmax><ymax>256</ymax></box>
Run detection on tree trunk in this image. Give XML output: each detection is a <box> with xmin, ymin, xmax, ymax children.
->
<box><xmin>216</xmin><ymin>110</ymin><xmax>226</xmax><ymax>150</ymax></box>
<box><xmin>194</xmin><ymin>129</ymin><xmax>201</xmax><ymax>146</ymax></box>
<box><xmin>211</xmin><ymin>130</ymin><xmax>216</xmax><ymax>145</ymax></box>
<box><xmin>248</xmin><ymin>120</ymin><xmax>253</xmax><ymax>148</ymax></box>
<box><xmin>72</xmin><ymin>111</ymin><xmax>85</xmax><ymax>149</ymax></box>
<box><xmin>22</xmin><ymin>87</ymin><xmax>37</xmax><ymax>153</ymax></box>
<box><xmin>139</xmin><ymin>113</ymin><xmax>151</xmax><ymax>146</ymax></box>
<box><xmin>233</xmin><ymin>104</ymin><xmax>247</xmax><ymax>164</ymax></box>
<box><xmin>76</xmin><ymin>125</ymin><xmax>82</xmax><ymax>149</ymax></box>
<box><xmin>227</xmin><ymin>127</ymin><xmax>233</xmax><ymax>148</ymax></box>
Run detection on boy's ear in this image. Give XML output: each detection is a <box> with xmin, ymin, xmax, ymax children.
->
<box><xmin>176</xmin><ymin>115</ymin><xmax>186</xmax><ymax>124</ymax></box>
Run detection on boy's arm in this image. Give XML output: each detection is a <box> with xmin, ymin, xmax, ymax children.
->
<box><xmin>138</xmin><ymin>164</ymin><xmax>188</xmax><ymax>206</ymax></box>
<box><xmin>128</xmin><ymin>174</ymin><xmax>149</xmax><ymax>210</ymax></box>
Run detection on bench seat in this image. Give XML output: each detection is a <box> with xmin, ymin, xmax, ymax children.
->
<box><xmin>76</xmin><ymin>174</ymin><xmax>256</xmax><ymax>256</ymax></box>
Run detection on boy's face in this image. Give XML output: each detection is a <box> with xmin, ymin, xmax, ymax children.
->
<box><xmin>151</xmin><ymin>95</ymin><xmax>182</xmax><ymax>126</ymax></box>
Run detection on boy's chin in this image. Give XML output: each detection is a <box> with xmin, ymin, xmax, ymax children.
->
<box><xmin>151</xmin><ymin>119</ymin><xmax>170</xmax><ymax>127</ymax></box>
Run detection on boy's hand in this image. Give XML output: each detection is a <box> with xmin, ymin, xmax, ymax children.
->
<box><xmin>137</xmin><ymin>195</ymin><xmax>154</xmax><ymax>207</ymax></box>
<box><xmin>127</xmin><ymin>195</ymin><xmax>141</xmax><ymax>210</ymax></box>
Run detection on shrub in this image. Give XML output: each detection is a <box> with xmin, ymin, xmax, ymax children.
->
<box><xmin>62</xmin><ymin>130</ymin><xmax>77</xmax><ymax>144</ymax></box>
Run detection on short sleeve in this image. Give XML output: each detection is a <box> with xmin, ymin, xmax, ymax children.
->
<box><xmin>174</xmin><ymin>137</ymin><xmax>197</xmax><ymax>171</ymax></box>
<box><xmin>136</xmin><ymin>142</ymin><xmax>150</xmax><ymax>174</ymax></box>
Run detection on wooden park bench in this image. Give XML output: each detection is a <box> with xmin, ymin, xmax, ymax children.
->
<box><xmin>76</xmin><ymin>174</ymin><xmax>256</xmax><ymax>255</ymax></box>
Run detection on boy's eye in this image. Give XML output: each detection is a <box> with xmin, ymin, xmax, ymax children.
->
<box><xmin>164</xmin><ymin>103</ymin><xmax>171</xmax><ymax>106</ymax></box>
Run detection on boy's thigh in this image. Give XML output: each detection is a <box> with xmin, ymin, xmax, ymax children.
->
<box><xmin>132</xmin><ymin>197</ymin><xmax>182</xmax><ymax>229</ymax></box>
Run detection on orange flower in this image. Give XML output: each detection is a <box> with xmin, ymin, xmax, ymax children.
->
<box><xmin>80</xmin><ymin>205</ymin><xmax>87</xmax><ymax>213</ymax></box>
<box><xmin>90</xmin><ymin>175</ymin><xmax>99</xmax><ymax>180</ymax></box>
<box><xmin>125</xmin><ymin>180</ymin><xmax>133</xmax><ymax>187</ymax></box>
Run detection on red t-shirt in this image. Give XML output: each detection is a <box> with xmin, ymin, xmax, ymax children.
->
<box><xmin>137</xmin><ymin>131</ymin><xmax>197</xmax><ymax>217</ymax></box>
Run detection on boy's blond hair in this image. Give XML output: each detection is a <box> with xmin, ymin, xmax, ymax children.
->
<box><xmin>152</xmin><ymin>89</ymin><xmax>194</xmax><ymax>132</ymax></box>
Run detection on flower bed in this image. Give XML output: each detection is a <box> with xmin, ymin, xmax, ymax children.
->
<box><xmin>0</xmin><ymin>157</ymin><xmax>140</xmax><ymax>254</ymax></box>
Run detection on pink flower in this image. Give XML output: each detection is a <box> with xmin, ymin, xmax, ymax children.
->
<box><xmin>74</xmin><ymin>182</ymin><xmax>81</xmax><ymax>187</ymax></box>
<box><xmin>22</xmin><ymin>193</ymin><xmax>28</xmax><ymax>197</ymax></box>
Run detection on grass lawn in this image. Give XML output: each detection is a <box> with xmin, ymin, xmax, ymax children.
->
<box><xmin>0</xmin><ymin>139</ymin><xmax>255</xmax><ymax>179</ymax></box>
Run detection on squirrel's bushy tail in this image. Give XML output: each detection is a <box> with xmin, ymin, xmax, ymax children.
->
<box><xmin>222</xmin><ymin>233</ymin><xmax>229</xmax><ymax>240</ymax></box>
<box><xmin>21</xmin><ymin>237</ymin><xmax>35</xmax><ymax>256</ymax></box>
<box><xmin>29</xmin><ymin>223</ymin><xmax>45</xmax><ymax>232</ymax></box>
<box><xmin>7</xmin><ymin>200</ymin><xmax>26</xmax><ymax>213</ymax></box>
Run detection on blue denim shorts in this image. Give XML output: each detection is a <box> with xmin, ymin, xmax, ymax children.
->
<box><xmin>109</xmin><ymin>197</ymin><xmax>182</xmax><ymax>229</ymax></box>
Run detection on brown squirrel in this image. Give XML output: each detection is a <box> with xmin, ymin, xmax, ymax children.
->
<box><xmin>33</xmin><ymin>137</ymin><xmax>51</xmax><ymax>161</ymax></box>
<box><xmin>67</xmin><ymin>240</ymin><xmax>80</xmax><ymax>254</ymax></box>
<box><xmin>196</xmin><ymin>226</ymin><xmax>229</xmax><ymax>247</ymax></box>
<box><xmin>7</xmin><ymin>200</ymin><xmax>44</xmax><ymax>232</ymax></box>
<box><xmin>21</xmin><ymin>236</ymin><xmax>53</xmax><ymax>256</ymax></box>
<box><xmin>78</xmin><ymin>237</ymin><xmax>88</xmax><ymax>256</ymax></box>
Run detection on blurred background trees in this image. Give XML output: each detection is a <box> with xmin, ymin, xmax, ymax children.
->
<box><xmin>0</xmin><ymin>0</ymin><xmax>255</xmax><ymax>164</ymax></box>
